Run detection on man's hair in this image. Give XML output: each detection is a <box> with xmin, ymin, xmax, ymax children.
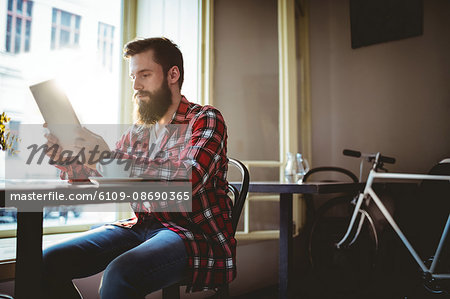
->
<box><xmin>123</xmin><ymin>37</ymin><xmax>184</xmax><ymax>89</ymax></box>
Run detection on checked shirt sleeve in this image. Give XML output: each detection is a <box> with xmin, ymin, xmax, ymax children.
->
<box><xmin>54</xmin><ymin>159</ymin><xmax>99</xmax><ymax>181</ymax></box>
<box><xmin>185</xmin><ymin>107</ymin><xmax>227</xmax><ymax>194</ymax></box>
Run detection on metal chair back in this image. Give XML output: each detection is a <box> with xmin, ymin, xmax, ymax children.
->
<box><xmin>227</xmin><ymin>158</ymin><xmax>250</xmax><ymax>235</ymax></box>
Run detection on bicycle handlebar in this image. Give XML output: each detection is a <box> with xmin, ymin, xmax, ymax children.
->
<box><xmin>343</xmin><ymin>149</ymin><xmax>396</xmax><ymax>164</ymax></box>
<box><xmin>342</xmin><ymin>149</ymin><xmax>361</xmax><ymax>158</ymax></box>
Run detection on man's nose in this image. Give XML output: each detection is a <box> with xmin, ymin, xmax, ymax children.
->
<box><xmin>132</xmin><ymin>79</ymin><xmax>142</xmax><ymax>91</ymax></box>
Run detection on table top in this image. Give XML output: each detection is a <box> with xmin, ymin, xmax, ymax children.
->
<box><xmin>0</xmin><ymin>179</ymin><xmax>367</xmax><ymax>208</ymax></box>
<box><xmin>231</xmin><ymin>181</ymin><xmax>364</xmax><ymax>194</ymax></box>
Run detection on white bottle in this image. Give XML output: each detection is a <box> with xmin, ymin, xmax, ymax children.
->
<box><xmin>296</xmin><ymin>153</ymin><xmax>310</xmax><ymax>183</ymax></box>
<box><xmin>284</xmin><ymin>152</ymin><xmax>296</xmax><ymax>183</ymax></box>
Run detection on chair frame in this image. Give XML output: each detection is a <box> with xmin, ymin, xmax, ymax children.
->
<box><xmin>303</xmin><ymin>166</ymin><xmax>358</xmax><ymax>183</ymax></box>
<box><xmin>162</xmin><ymin>158</ymin><xmax>250</xmax><ymax>299</ymax></box>
<box><xmin>302</xmin><ymin>166</ymin><xmax>359</xmax><ymax>232</ymax></box>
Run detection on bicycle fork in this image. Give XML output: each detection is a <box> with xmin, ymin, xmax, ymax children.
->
<box><xmin>335</xmin><ymin>191</ymin><xmax>366</xmax><ymax>249</ymax></box>
<box><xmin>335</xmin><ymin>171</ymin><xmax>375</xmax><ymax>249</ymax></box>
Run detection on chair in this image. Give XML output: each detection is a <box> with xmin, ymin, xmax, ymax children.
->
<box><xmin>302</xmin><ymin>166</ymin><xmax>358</xmax><ymax>230</ymax></box>
<box><xmin>162</xmin><ymin>158</ymin><xmax>250</xmax><ymax>299</ymax></box>
<box><xmin>303</xmin><ymin>166</ymin><xmax>358</xmax><ymax>183</ymax></box>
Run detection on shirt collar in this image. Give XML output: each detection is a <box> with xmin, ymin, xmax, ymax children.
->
<box><xmin>171</xmin><ymin>96</ymin><xmax>190</xmax><ymax>124</ymax></box>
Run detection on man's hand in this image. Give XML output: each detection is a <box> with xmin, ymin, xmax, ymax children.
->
<box><xmin>73</xmin><ymin>127</ymin><xmax>111</xmax><ymax>170</ymax></box>
<box><xmin>43</xmin><ymin>123</ymin><xmax>70</xmax><ymax>164</ymax></box>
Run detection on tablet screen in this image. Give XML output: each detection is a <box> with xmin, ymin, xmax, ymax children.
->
<box><xmin>29</xmin><ymin>79</ymin><xmax>81</xmax><ymax>148</ymax></box>
<box><xmin>29</xmin><ymin>79</ymin><xmax>81</xmax><ymax>125</ymax></box>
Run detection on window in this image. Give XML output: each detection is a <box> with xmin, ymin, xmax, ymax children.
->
<box><xmin>51</xmin><ymin>8</ymin><xmax>81</xmax><ymax>49</ymax></box>
<box><xmin>5</xmin><ymin>0</ymin><xmax>34</xmax><ymax>53</ymax></box>
<box><xmin>0</xmin><ymin>0</ymin><xmax>124</xmax><ymax>249</ymax></box>
<box><xmin>136</xmin><ymin>0</ymin><xmax>199</xmax><ymax>102</ymax></box>
<box><xmin>97</xmin><ymin>22</ymin><xmax>115</xmax><ymax>72</ymax></box>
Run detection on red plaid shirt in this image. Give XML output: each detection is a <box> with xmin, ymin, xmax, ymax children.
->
<box><xmin>57</xmin><ymin>97</ymin><xmax>236</xmax><ymax>292</ymax></box>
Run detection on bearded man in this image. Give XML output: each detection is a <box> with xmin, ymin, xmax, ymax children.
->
<box><xmin>42</xmin><ymin>37</ymin><xmax>235</xmax><ymax>299</ymax></box>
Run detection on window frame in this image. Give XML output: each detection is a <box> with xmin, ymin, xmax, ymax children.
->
<box><xmin>97</xmin><ymin>21</ymin><xmax>115</xmax><ymax>71</ymax></box>
<box><xmin>0</xmin><ymin>0</ymin><xmax>132</xmax><ymax>242</ymax></box>
<box><xmin>5</xmin><ymin>0</ymin><xmax>33</xmax><ymax>53</ymax></box>
<box><xmin>51</xmin><ymin>8</ymin><xmax>81</xmax><ymax>50</ymax></box>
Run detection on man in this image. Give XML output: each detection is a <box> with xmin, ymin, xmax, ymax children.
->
<box><xmin>43</xmin><ymin>37</ymin><xmax>236</xmax><ymax>298</ymax></box>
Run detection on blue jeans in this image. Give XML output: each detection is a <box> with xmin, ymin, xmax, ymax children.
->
<box><xmin>42</xmin><ymin>222</ymin><xmax>188</xmax><ymax>299</ymax></box>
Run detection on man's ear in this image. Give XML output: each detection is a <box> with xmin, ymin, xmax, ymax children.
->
<box><xmin>167</xmin><ymin>66</ymin><xmax>180</xmax><ymax>86</ymax></box>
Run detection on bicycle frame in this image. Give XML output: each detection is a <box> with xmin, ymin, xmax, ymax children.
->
<box><xmin>336</xmin><ymin>169</ymin><xmax>450</xmax><ymax>280</ymax></box>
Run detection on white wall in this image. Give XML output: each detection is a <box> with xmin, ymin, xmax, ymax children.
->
<box><xmin>309</xmin><ymin>0</ymin><xmax>450</xmax><ymax>175</ymax></box>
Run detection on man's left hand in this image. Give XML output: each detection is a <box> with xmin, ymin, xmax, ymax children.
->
<box><xmin>74</xmin><ymin>127</ymin><xmax>111</xmax><ymax>170</ymax></box>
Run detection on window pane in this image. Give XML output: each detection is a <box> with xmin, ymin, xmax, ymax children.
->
<box><xmin>25</xmin><ymin>20</ymin><xmax>31</xmax><ymax>37</ymax></box>
<box><xmin>214</xmin><ymin>0</ymin><xmax>279</xmax><ymax>163</ymax></box>
<box><xmin>51</xmin><ymin>27</ymin><xmax>56</xmax><ymax>49</ymax></box>
<box><xmin>7</xmin><ymin>0</ymin><xmax>13</xmax><ymax>11</ymax></box>
<box><xmin>25</xmin><ymin>20</ymin><xmax>31</xmax><ymax>51</ymax></box>
<box><xmin>15</xmin><ymin>17</ymin><xmax>22</xmax><ymax>53</ymax></box>
<box><xmin>16</xmin><ymin>0</ymin><xmax>23</xmax><ymax>14</ymax></box>
<box><xmin>61</xmin><ymin>11</ymin><xmax>71</xmax><ymax>27</ymax></box>
<box><xmin>75</xmin><ymin>15</ymin><xmax>81</xmax><ymax>30</ymax></box>
<box><xmin>6</xmin><ymin>15</ymin><xmax>12</xmax><ymax>34</ymax></box>
<box><xmin>14</xmin><ymin>38</ymin><xmax>20</xmax><ymax>53</ymax></box>
<box><xmin>52</xmin><ymin>8</ymin><xmax>57</xmax><ymax>23</ymax></box>
<box><xmin>136</xmin><ymin>0</ymin><xmax>199</xmax><ymax>101</ymax></box>
<box><xmin>97</xmin><ymin>23</ymin><xmax>100</xmax><ymax>48</ymax></box>
<box><xmin>74</xmin><ymin>33</ymin><xmax>79</xmax><ymax>45</ymax></box>
<box><xmin>6</xmin><ymin>34</ymin><xmax>11</xmax><ymax>52</ymax></box>
<box><xmin>60</xmin><ymin>29</ymin><xmax>70</xmax><ymax>47</ymax></box>
<box><xmin>16</xmin><ymin>17</ymin><xmax>22</xmax><ymax>35</ymax></box>
<box><xmin>6</xmin><ymin>15</ymin><xmax>12</xmax><ymax>52</ymax></box>
<box><xmin>26</xmin><ymin>0</ymin><xmax>33</xmax><ymax>17</ymax></box>
<box><xmin>24</xmin><ymin>37</ymin><xmax>30</xmax><ymax>51</ymax></box>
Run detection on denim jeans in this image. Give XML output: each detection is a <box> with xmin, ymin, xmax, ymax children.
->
<box><xmin>42</xmin><ymin>222</ymin><xmax>188</xmax><ymax>299</ymax></box>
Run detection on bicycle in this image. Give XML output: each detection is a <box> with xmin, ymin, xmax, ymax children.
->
<box><xmin>308</xmin><ymin>150</ymin><xmax>450</xmax><ymax>297</ymax></box>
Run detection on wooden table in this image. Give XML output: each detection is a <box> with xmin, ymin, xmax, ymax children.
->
<box><xmin>231</xmin><ymin>181</ymin><xmax>363</xmax><ymax>299</ymax></box>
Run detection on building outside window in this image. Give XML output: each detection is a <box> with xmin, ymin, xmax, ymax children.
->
<box><xmin>0</xmin><ymin>0</ymin><xmax>205</xmax><ymax>265</ymax></box>
<box><xmin>0</xmin><ymin>0</ymin><xmax>123</xmax><ymax>257</ymax></box>
<box><xmin>97</xmin><ymin>22</ymin><xmax>115</xmax><ymax>72</ymax></box>
<box><xmin>6</xmin><ymin>0</ymin><xmax>34</xmax><ymax>53</ymax></box>
<box><xmin>51</xmin><ymin>8</ymin><xmax>81</xmax><ymax>49</ymax></box>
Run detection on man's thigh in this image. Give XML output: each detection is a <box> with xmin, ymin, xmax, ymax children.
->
<box><xmin>101</xmin><ymin>228</ymin><xmax>188</xmax><ymax>297</ymax></box>
<box><xmin>43</xmin><ymin>225</ymin><xmax>141</xmax><ymax>279</ymax></box>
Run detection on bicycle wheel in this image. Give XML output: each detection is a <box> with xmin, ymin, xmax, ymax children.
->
<box><xmin>308</xmin><ymin>195</ymin><xmax>379</xmax><ymax>295</ymax></box>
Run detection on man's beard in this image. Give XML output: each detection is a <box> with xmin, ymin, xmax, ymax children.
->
<box><xmin>134</xmin><ymin>79</ymin><xmax>172</xmax><ymax>125</ymax></box>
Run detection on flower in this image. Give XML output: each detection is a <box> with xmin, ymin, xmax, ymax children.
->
<box><xmin>0</xmin><ymin>112</ymin><xmax>19</xmax><ymax>154</ymax></box>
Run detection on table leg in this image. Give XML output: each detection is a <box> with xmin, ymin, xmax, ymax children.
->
<box><xmin>279</xmin><ymin>193</ymin><xmax>293</xmax><ymax>299</ymax></box>
<box><xmin>15</xmin><ymin>211</ymin><xmax>43</xmax><ymax>299</ymax></box>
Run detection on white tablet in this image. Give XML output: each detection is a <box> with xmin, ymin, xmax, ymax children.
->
<box><xmin>29</xmin><ymin>79</ymin><xmax>81</xmax><ymax>147</ymax></box>
<box><xmin>29</xmin><ymin>79</ymin><xmax>80</xmax><ymax>125</ymax></box>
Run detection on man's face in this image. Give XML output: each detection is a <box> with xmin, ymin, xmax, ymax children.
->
<box><xmin>129</xmin><ymin>50</ymin><xmax>172</xmax><ymax>124</ymax></box>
